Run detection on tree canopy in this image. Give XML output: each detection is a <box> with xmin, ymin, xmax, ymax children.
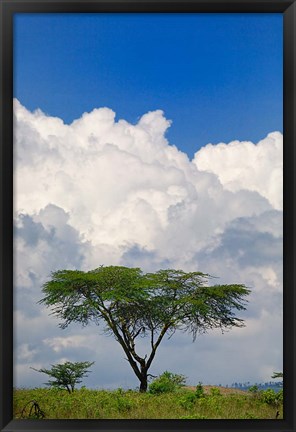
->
<box><xmin>31</xmin><ymin>361</ymin><xmax>94</xmax><ymax>393</ymax></box>
<box><xmin>40</xmin><ymin>266</ymin><xmax>250</xmax><ymax>391</ymax></box>
<box><xmin>271</xmin><ymin>372</ymin><xmax>283</xmax><ymax>379</ymax></box>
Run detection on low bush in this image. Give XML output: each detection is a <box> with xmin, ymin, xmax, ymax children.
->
<box><xmin>260</xmin><ymin>389</ymin><xmax>283</xmax><ymax>406</ymax></box>
<box><xmin>148</xmin><ymin>371</ymin><xmax>186</xmax><ymax>395</ymax></box>
<box><xmin>210</xmin><ymin>387</ymin><xmax>221</xmax><ymax>397</ymax></box>
<box><xmin>248</xmin><ymin>385</ymin><xmax>259</xmax><ymax>393</ymax></box>
<box><xmin>178</xmin><ymin>392</ymin><xmax>197</xmax><ymax>410</ymax></box>
<box><xmin>195</xmin><ymin>382</ymin><xmax>205</xmax><ymax>399</ymax></box>
<box><xmin>178</xmin><ymin>382</ymin><xmax>206</xmax><ymax>410</ymax></box>
<box><xmin>115</xmin><ymin>395</ymin><xmax>133</xmax><ymax>413</ymax></box>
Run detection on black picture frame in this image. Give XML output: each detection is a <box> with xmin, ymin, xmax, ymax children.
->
<box><xmin>1</xmin><ymin>0</ymin><xmax>295</xmax><ymax>431</ymax></box>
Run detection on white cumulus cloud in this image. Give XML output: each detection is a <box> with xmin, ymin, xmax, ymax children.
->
<box><xmin>13</xmin><ymin>99</ymin><xmax>283</xmax><ymax>388</ymax></box>
<box><xmin>193</xmin><ymin>132</ymin><xmax>283</xmax><ymax>210</ymax></box>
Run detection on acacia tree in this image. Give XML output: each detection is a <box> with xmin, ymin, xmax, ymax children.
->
<box><xmin>31</xmin><ymin>361</ymin><xmax>94</xmax><ymax>393</ymax></box>
<box><xmin>40</xmin><ymin>266</ymin><xmax>250</xmax><ymax>392</ymax></box>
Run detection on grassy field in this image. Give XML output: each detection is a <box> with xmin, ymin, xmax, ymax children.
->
<box><xmin>13</xmin><ymin>385</ymin><xmax>283</xmax><ymax>420</ymax></box>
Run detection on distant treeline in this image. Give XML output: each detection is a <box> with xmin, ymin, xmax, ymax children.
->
<box><xmin>226</xmin><ymin>381</ymin><xmax>283</xmax><ymax>392</ymax></box>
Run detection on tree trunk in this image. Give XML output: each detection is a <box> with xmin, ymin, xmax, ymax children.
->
<box><xmin>139</xmin><ymin>366</ymin><xmax>148</xmax><ymax>392</ymax></box>
<box><xmin>139</xmin><ymin>376</ymin><xmax>148</xmax><ymax>392</ymax></box>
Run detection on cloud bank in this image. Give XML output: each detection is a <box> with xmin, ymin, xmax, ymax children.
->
<box><xmin>14</xmin><ymin>99</ymin><xmax>283</xmax><ymax>389</ymax></box>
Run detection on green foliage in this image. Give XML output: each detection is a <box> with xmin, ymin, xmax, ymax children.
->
<box><xmin>178</xmin><ymin>382</ymin><xmax>206</xmax><ymax>410</ymax></box>
<box><xmin>195</xmin><ymin>382</ymin><xmax>205</xmax><ymax>399</ymax></box>
<box><xmin>210</xmin><ymin>387</ymin><xmax>222</xmax><ymax>397</ymax></box>
<box><xmin>260</xmin><ymin>389</ymin><xmax>283</xmax><ymax>406</ymax></box>
<box><xmin>178</xmin><ymin>392</ymin><xmax>197</xmax><ymax>410</ymax></box>
<box><xmin>249</xmin><ymin>384</ymin><xmax>259</xmax><ymax>392</ymax></box>
<box><xmin>276</xmin><ymin>389</ymin><xmax>284</xmax><ymax>404</ymax></box>
<box><xmin>271</xmin><ymin>371</ymin><xmax>283</xmax><ymax>379</ymax></box>
<box><xmin>31</xmin><ymin>361</ymin><xmax>94</xmax><ymax>393</ymax></box>
<box><xmin>39</xmin><ymin>265</ymin><xmax>250</xmax><ymax>391</ymax></box>
<box><xmin>40</xmin><ymin>266</ymin><xmax>250</xmax><ymax>337</ymax></box>
<box><xmin>115</xmin><ymin>395</ymin><xmax>133</xmax><ymax>413</ymax></box>
<box><xmin>148</xmin><ymin>371</ymin><xmax>186</xmax><ymax>394</ymax></box>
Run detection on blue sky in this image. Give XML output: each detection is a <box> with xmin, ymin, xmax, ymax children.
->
<box><xmin>14</xmin><ymin>13</ymin><xmax>283</xmax><ymax>159</ymax></box>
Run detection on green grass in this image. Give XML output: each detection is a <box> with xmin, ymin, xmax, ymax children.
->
<box><xmin>13</xmin><ymin>387</ymin><xmax>283</xmax><ymax>420</ymax></box>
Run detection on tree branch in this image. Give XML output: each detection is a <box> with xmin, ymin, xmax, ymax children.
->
<box><xmin>146</xmin><ymin>323</ymin><xmax>170</xmax><ymax>371</ymax></box>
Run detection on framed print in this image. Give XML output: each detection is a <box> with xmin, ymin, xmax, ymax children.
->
<box><xmin>1</xmin><ymin>0</ymin><xmax>295</xmax><ymax>431</ymax></box>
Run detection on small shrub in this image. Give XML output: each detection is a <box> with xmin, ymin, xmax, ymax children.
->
<box><xmin>115</xmin><ymin>395</ymin><xmax>133</xmax><ymax>413</ymax></box>
<box><xmin>148</xmin><ymin>378</ymin><xmax>174</xmax><ymax>394</ymax></box>
<box><xmin>248</xmin><ymin>385</ymin><xmax>259</xmax><ymax>394</ymax></box>
<box><xmin>260</xmin><ymin>389</ymin><xmax>282</xmax><ymax>406</ymax></box>
<box><xmin>277</xmin><ymin>389</ymin><xmax>283</xmax><ymax>403</ymax></box>
<box><xmin>178</xmin><ymin>392</ymin><xmax>197</xmax><ymax>410</ymax></box>
<box><xmin>195</xmin><ymin>382</ymin><xmax>205</xmax><ymax>399</ymax></box>
<box><xmin>148</xmin><ymin>371</ymin><xmax>186</xmax><ymax>395</ymax></box>
<box><xmin>210</xmin><ymin>387</ymin><xmax>221</xmax><ymax>397</ymax></box>
<box><xmin>178</xmin><ymin>382</ymin><xmax>206</xmax><ymax>410</ymax></box>
<box><xmin>248</xmin><ymin>385</ymin><xmax>260</xmax><ymax>399</ymax></box>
